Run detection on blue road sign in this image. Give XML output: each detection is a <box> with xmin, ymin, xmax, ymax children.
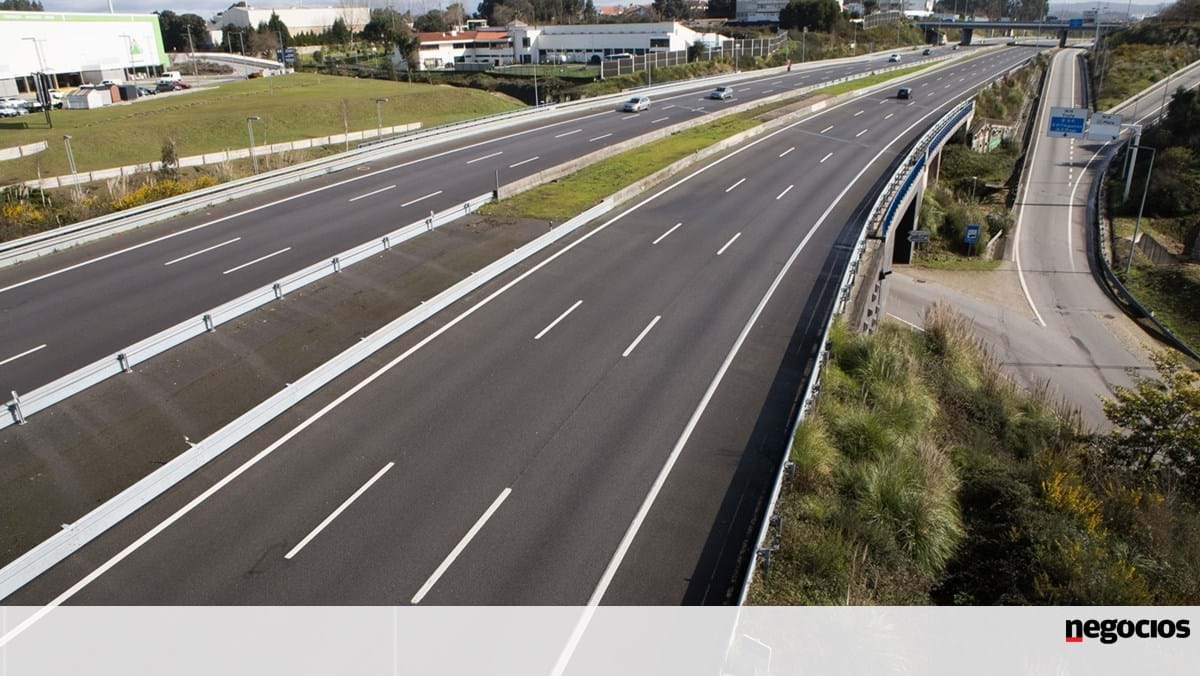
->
<box><xmin>1048</xmin><ymin>106</ymin><xmax>1088</xmax><ymax>138</ymax></box>
<box><xmin>964</xmin><ymin>224</ymin><xmax>981</xmax><ymax>245</ymax></box>
<box><xmin>1069</xmin><ymin>18</ymin><xmax>1083</xmax><ymax>27</ymax></box>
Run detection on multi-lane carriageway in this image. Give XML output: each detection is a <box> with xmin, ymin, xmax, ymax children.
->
<box><xmin>5</xmin><ymin>46</ymin><xmax>1043</xmax><ymax>608</ymax></box>
<box><xmin>0</xmin><ymin>45</ymin><xmax>985</xmax><ymax>397</ymax></box>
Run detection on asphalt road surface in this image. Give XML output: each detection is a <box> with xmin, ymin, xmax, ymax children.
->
<box><xmin>4</xmin><ymin>46</ymin><xmax>1042</xmax><ymax>607</ymax></box>
<box><xmin>0</xmin><ymin>46</ymin><xmax>969</xmax><ymax>396</ymax></box>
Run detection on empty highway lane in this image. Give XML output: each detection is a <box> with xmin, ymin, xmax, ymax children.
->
<box><xmin>5</xmin><ymin>47</ymin><xmax>1040</xmax><ymax>606</ymax></box>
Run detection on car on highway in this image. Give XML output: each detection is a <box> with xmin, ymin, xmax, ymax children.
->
<box><xmin>923</xmin><ymin>48</ymin><xmax>933</xmax><ymax>55</ymax></box>
<box><xmin>709</xmin><ymin>86</ymin><xmax>734</xmax><ymax>100</ymax></box>
<box><xmin>889</xmin><ymin>53</ymin><xmax>902</xmax><ymax>62</ymax></box>
<box><xmin>621</xmin><ymin>95</ymin><xmax>651</xmax><ymax>112</ymax></box>
<box><xmin>896</xmin><ymin>86</ymin><xmax>913</xmax><ymax>100</ymax></box>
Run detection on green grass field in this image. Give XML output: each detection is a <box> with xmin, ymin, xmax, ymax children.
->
<box><xmin>0</xmin><ymin>73</ymin><xmax>522</xmax><ymax>184</ymax></box>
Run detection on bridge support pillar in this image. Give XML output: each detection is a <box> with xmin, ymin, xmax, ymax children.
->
<box><xmin>891</xmin><ymin>187</ymin><xmax>924</xmax><ymax>266</ymax></box>
<box><xmin>1058</xmin><ymin>29</ymin><xmax>1069</xmax><ymax>47</ymax></box>
<box><xmin>961</xmin><ymin>28</ymin><xmax>974</xmax><ymax>46</ymax></box>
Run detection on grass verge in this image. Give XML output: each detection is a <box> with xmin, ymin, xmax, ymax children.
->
<box><xmin>815</xmin><ymin>63</ymin><xmax>933</xmax><ymax>96</ymax></box>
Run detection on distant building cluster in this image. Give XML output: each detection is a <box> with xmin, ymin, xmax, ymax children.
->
<box><xmin>206</xmin><ymin>5</ymin><xmax>370</xmax><ymax>46</ymax></box>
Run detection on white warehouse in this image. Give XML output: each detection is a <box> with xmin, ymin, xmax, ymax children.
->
<box><xmin>0</xmin><ymin>10</ymin><xmax>169</xmax><ymax>97</ymax></box>
<box><xmin>209</xmin><ymin>5</ymin><xmax>370</xmax><ymax>37</ymax></box>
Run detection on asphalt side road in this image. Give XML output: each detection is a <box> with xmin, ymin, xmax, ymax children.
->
<box><xmin>0</xmin><ymin>46</ymin><xmax>971</xmax><ymax>397</ymax></box>
<box><xmin>3</xmin><ymin>47</ymin><xmax>1041</xmax><ymax>606</ymax></box>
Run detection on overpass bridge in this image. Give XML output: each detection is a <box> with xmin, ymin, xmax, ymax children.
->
<box><xmin>916</xmin><ymin>19</ymin><xmax>1123</xmax><ymax>47</ymax></box>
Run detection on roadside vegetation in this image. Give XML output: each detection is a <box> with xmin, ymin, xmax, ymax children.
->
<box><xmin>750</xmin><ymin>304</ymin><xmax>1200</xmax><ymax>605</ymax></box>
<box><xmin>1107</xmin><ymin>85</ymin><xmax>1200</xmax><ymax>350</ymax></box>
<box><xmin>1091</xmin><ymin>19</ymin><xmax>1200</xmax><ymax>110</ymax></box>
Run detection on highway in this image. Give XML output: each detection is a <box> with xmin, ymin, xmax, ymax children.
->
<box><xmin>891</xmin><ymin>50</ymin><xmax>1200</xmax><ymax>427</ymax></box>
<box><xmin>4</xmin><ymin>46</ymin><xmax>1041</xmax><ymax>606</ymax></box>
<box><xmin>0</xmin><ymin>46</ymin><xmax>967</xmax><ymax>398</ymax></box>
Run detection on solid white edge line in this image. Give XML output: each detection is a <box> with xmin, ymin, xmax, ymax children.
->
<box><xmin>621</xmin><ymin>315</ymin><xmax>661</xmax><ymax>358</ymax></box>
<box><xmin>283</xmin><ymin>462</ymin><xmax>395</xmax><ymax>560</ymax></box>
<box><xmin>724</xmin><ymin>178</ymin><xmax>745</xmax><ymax>193</ymax></box>
<box><xmin>162</xmin><ymin>237</ymin><xmax>241</xmax><ymax>266</ymax></box>
<box><xmin>348</xmin><ymin>185</ymin><xmax>397</xmax><ymax>202</ymax></box>
<box><xmin>221</xmin><ymin>247</ymin><xmax>292</xmax><ymax>275</ymax></box>
<box><xmin>551</xmin><ymin>56</ymin><xmax>1029</xmax><ymax>674</ymax></box>
<box><xmin>400</xmin><ymin>190</ymin><xmax>443</xmax><ymax>208</ymax></box>
<box><xmin>716</xmin><ymin>232</ymin><xmax>741</xmax><ymax>255</ymax></box>
<box><xmin>0</xmin><ymin>51</ymin><xmax>1011</xmax><ymax>643</ymax></box>
<box><xmin>534</xmin><ymin>300</ymin><xmax>584</xmax><ymax>340</ymax></box>
<box><xmin>465</xmin><ymin>151</ymin><xmax>503</xmax><ymax>164</ymax></box>
<box><xmin>0</xmin><ymin>344</ymin><xmax>47</xmax><ymax>367</ymax></box>
<box><xmin>410</xmin><ymin>487</ymin><xmax>511</xmax><ymax>604</ymax></box>
<box><xmin>652</xmin><ymin>222</ymin><xmax>683</xmax><ymax>245</ymax></box>
<box><xmin>775</xmin><ymin>185</ymin><xmax>794</xmax><ymax>200</ymax></box>
<box><xmin>1011</xmin><ymin>50</ymin><xmax>1058</xmax><ymax>328</ymax></box>
<box><xmin>509</xmin><ymin>156</ymin><xmax>540</xmax><ymax>168</ymax></box>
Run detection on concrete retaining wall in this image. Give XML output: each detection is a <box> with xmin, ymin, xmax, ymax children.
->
<box><xmin>0</xmin><ymin>141</ymin><xmax>48</xmax><ymax>162</ymax></box>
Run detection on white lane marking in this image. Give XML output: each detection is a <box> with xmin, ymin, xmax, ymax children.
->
<box><xmin>534</xmin><ymin>300</ymin><xmax>583</xmax><ymax>340</ymax></box>
<box><xmin>887</xmin><ymin>313</ymin><xmax>925</xmax><ymax>332</ymax></box>
<box><xmin>400</xmin><ymin>190</ymin><xmax>443</xmax><ymax>207</ymax></box>
<box><xmin>588</xmin><ymin>133</ymin><xmax>612</xmax><ymax>142</ymax></box>
<box><xmin>622</xmin><ymin>113</ymin><xmax>641</xmax><ymax>119</ymax></box>
<box><xmin>855</xmin><ymin>129</ymin><xmax>869</xmax><ymax>137</ymax></box>
<box><xmin>775</xmin><ymin>185</ymin><xmax>794</xmax><ymax>200</ymax></box>
<box><xmin>554</xmin><ymin>129</ymin><xmax>582</xmax><ymax>139</ymax></box>
<box><xmin>762</xmin><ymin>89</ymin><xmax>774</xmax><ymax>94</ymax></box>
<box><xmin>779</xmin><ymin>147</ymin><xmax>795</xmax><ymax>157</ymax></box>
<box><xmin>885</xmin><ymin>112</ymin><xmax>894</xmax><ymax>120</ymax></box>
<box><xmin>622</xmin><ymin>315</ymin><xmax>661</xmax><ymax>357</ymax></box>
<box><xmin>716</xmin><ymin>232</ymin><xmax>741</xmax><ymax>255</ymax></box>
<box><xmin>410</xmin><ymin>488</ymin><xmax>511</xmax><ymax>604</ymax></box>
<box><xmin>3</xmin><ymin>63</ymin><xmax>999</xmax><ymax>642</ymax></box>
<box><xmin>662</xmin><ymin>105</ymin><xmax>676</xmax><ymax>110</ymax></box>
<box><xmin>348</xmin><ymin>184</ymin><xmax>397</xmax><ymax>202</ymax></box>
<box><xmin>283</xmin><ymin>462</ymin><xmax>394</xmax><ymax>560</ymax></box>
<box><xmin>1012</xmin><ymin>51</ymin><xmax>1059</xmax><ymax>328</ymax></box>
<box><xmin>466</xmin><ymin>151</ymin><xmax>504</xmax><ymax>164</ymax></box>
<box><xmin>221</xmin><ymin>247</ymin><xmax>292</xmax><ymax>275</ymax></box>
<box><xmin>854</xmin><ymin>110</ymin><xmax>864</xmax><ymax>116</ymax></box>
<box><xmin>163</xmin><ymin>238</ymin><xmax>241</xmax><ymax>266</ymax></box>
<box><xmin>551</xmin><ymin>80</ymin><xmax>1018</xmax><ymax>676</ymax></box>
<box><xmin>0</xmin><ymin>344</ymin><xmax>47</xmax><ymax>366</ymax></box>
<box><xmin>652</xmin><ymin>222</ymin><xmax>683</xmax><ymax>244</ymax></box>
<box><xmin>820</xmin><ymin>125</ymin><xmax>834</xmax><ymax>133</ymax></box>
<box><xmin>509</xmin><ymin>156</ymin><xmax>540</xmax><ymax>168</ymax></box>
<box><xmin>820</xmin><ymin>152</ymin><xmax>833</xmax><ymax>163</ymax></box>
<box><xmin>724</xmin><ymin>178</ymin><xmax>746</xmax><ymax>193</ymax></box>
<box><xmin>651</xmin><ymin>116</ymin><xmax>670</xmax><ymax>124</ymax></box>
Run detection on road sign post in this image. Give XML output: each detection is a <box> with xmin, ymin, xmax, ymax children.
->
<box><xmin>964</xmin><ymin>223</ymin><xmax>980</xmax><ymax>257</ymax></box>
<box><xmin>907</xmin><ymin>229</ymin><xmax>931</xmax><ymax>257</ymax></box>
<box><xmin>1086</xmin><ymin>112</ymin><xmax>1122</xmax><ymax>142</ymax></box>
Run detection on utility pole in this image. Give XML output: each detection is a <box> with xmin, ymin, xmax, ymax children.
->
<box><xmin>802</xmin><ymin>27</ymin><xmax>806</xmax><ymax>63</ymax></box>
<box><xmin>63</xmin><ymin>135</ymin><xmax>80</xmax><ymax>200</ymax></box>
<box><xmin>186</xmin><ymin>26</ymin><xmax>199</xmax><ymax>77</ymax></box>
<box><xmin>246</xmin><ymin>116</ymin><xmax>261</xmax><ymax>174</ymax></box>
<box><xmin>23</xmin><ymin>37</ymin><xmax>51</xmax><ymax>128</ymax></box>
<box><xmin>1123</xmin><ymin>123</ymin><xmax>1142</xmax><ymax>201</ymax></box>
<box><xmin>1124</xmin><ymin>145</ymin><xmax>1156</xmax><ymax>276</ymax></box>
<box><xmin>374</xmin><ymin>97</ymin><xmax>388</xmax><ymax>140</ymax></box>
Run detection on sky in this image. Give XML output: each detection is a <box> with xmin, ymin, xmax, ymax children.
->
<box><xmin>38</xmin><ymin>0</ymin><xmax>632</xmax><ymax>18</ymax></box>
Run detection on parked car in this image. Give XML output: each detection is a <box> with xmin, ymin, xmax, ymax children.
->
<box><xmin>621</xmin><ymin>95</ymin><xmax>650</xmax><ymax>112</ymax></box>
<box><xmin>100</xmin><ymin>79</ymin><xmax>120</xmax><ymax>87</ymax></box>
<box><xmin>0</xmin><ymin>105</ymin><xmax>29</xmax><ymax>118</ymax></box>
<box><xmin>160</xmin><ymin>70</ymin><xmax>183</xmax><ymax>82</ymax></box>
<box><xmin>888</xmin><ymin>53</ymin><xmax>902</xmax><ymax>62</ymax></box>
<box><xmin>922</xmin><ymin>48</ymin><xmax>933</xmax><ymax>55</ymax></box>
<box><xmin>897</xmin><ymin>87</ymin><xmax>913</xmax><ymax>100</ymax></box>
<box><xmin>710</xmin><ymin>86</ymin><xmax>734</xmax><ymax>100</ymax></box>
<box><xmin>138</xmin><ymin>86</ymin><xmax>157</xmax><ymax>96</ymax></box>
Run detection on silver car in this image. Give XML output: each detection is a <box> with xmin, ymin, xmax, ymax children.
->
<box><xmin>710</xmin><ymin>86</ymin><xmax>734</xmax><ymax>100</ymax></box>
<box><xmin>621</xmin><ymin>96</ymin><xmax>651</xmax><ymax>112</ymax></box>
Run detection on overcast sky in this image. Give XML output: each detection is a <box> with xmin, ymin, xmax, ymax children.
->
<box><xmin>41</xmin><ymin>0</ymin><xmax>627</xmax><ymax>18</ymax></box>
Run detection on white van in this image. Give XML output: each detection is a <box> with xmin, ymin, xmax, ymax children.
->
<box><xmin>159</xmin><ymin>71</ymin><xmax>183</xmax><ymax>83</ymax></box>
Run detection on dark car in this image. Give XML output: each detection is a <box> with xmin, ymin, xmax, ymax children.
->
<box><xmin>922</xmin><ymin>48</ymin><xmax>933</xmax><ymax>55</ymax></box>
<box><xmin>897</xmin><ymin>87</ymin><xmax>913</xmax><ymax>100</ymax></box>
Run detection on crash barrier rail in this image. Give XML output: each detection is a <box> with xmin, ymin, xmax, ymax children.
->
<box><xmin>1</xmin><ymin>193</ymin><xmax>492</xmax><ymax>430</ymax></box>
<box><xmin>0</xmin><ymin>44</ymin><xmax>979</xmax><ymax>268</ymax></box>
<box><xmin>1089</xmin><ymin>145</ymin><xmax>1200</xmax><ymax>363</ymax></box>
<box><xmin>0</xmin><ymin>195</ymin><xmax>612</xmax><ymax>602</ymax></box>
<box><xmin>736</xmin><ymin>100</ymin><xmax>977</xmax><ymax>603</ymax></box>
<box><xmin>0</xmin><ymin>50</ymin><xmax>979</xmax><ymax>431</ymax></box>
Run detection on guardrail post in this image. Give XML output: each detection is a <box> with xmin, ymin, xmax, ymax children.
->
<box><xmin>333</xmin><ymin>257</ymin><xmax>341</xmax><ymax>273</ymax></box>
<box><xmin>272</xmin><ymin>283</ymin><xmax>283</xmax><ymax>300</ymax></box>
<box><xmin>10</xmin><ymin>391</ymin><xmax>25</xmax><ymax>425</ymax></box>
<box><xmin>382</xmin><ymin>236</ymin><xmax>391</xmax><ymax>251</ymax></box>
<box><xmin>117</xmin><ymin>352</ymin><xmax>130</xmax><ymax>372</ymax></box>
<box><xmin>426</xmin><ymin>211</ymin><xmax>434</xmax><ymax>231</ymax></box>
<box><xmin>203</xmin><ymin>313</ymin><xmax>216</xmax><ymax>331</ymax></box>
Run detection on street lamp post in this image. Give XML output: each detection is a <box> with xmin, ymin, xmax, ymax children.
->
<box><xmin>1124</xmin><ymin>144</ymin><xmax>1156</xmax><ymax>276</ymax></box>
<box><xmin>246</xmin><ymin>116</ymin><xmax>261</xmax><ymax>174</ymax></box>
<box><xmin>970</xmin><ymin>175</ymin><xmax>978</xmax><ymax>200</ymax></box>
<box><xmin>22</xmin><ymin>37</ymin><xmax>51</xmax><ymax>128</ymax></box>
<box><xmin>374</xmin><ymin>97</ymin><xmax>389</xmax><ymax>140</ymax></box>
<box><xmin>63</xmin><ymin>135</ymin><xmax>80</xmax><ymax>200</ymax></box>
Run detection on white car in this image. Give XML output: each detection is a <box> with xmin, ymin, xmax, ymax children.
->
<box><xmin>621</xmin><ymin>95</ymin><xmax>651</xmax><ymax>112</ymax></box>
<box><xmin>0</xmin><ymin>96</ymin><xmax>27</xmax><ymax>109</ymax></box>
<box><xmin>710</xmin><ymin>86</ymin><xmax>734</xmax><ymax>100</ymax></box>
<box><xmin>888</xmin><ymin>53</ymin><xmax>902</xmax><ymax>62</ymax></box>
<box><xmin>0</xmin><ymin>105</ymin><xmax>28</xmax><ymax>118</ymax></box>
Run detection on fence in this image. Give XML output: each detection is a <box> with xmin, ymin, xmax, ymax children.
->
<box><xmin>599</xmin><ymin>33</ymin><xmax>788</xmax><ymax>79</ymax></box>
<box><xmin>737</xmin><ymin>98</ymin><xmax>978</xmax><ymax>604</ymax></box>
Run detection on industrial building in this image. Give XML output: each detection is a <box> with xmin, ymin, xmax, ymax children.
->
<box><xmin>400</xmin><ymin>21</ymin><xmax>728</xmax><ymax>71</ymax></box>
<box><xmin>207</xmin><ymin>4</ymin><xmax>370</xmax><ymax>44</ymax></box>
<box><xmin>0</xmin><ymin>10</ymin><xmax>169</xmax><ymax>97</ymax></box>
<box><xmin>736</xmin><ymin>0</ymin><xmax>856</xmax><ymax>22</ymax></box>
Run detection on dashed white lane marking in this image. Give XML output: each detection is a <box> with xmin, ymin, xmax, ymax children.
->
<box><xmin>855</xmin><ymin>129</ymin><xmax>869</xmax><ymax>137</ymax></box>
<box><xmin>222</xmin><ymin>247</ymin><xmax>292</xmax><ymax>275</ymax></box>
<box><xmin>534</xmin><ymin>300</ymin><xmax>584</xmax><ymax>340</ymax></box>
<box><xmin>554</xmin><ymin>129</ymin><xmax>582</xmax><ymax>139</ymax></box>
<box><xmin>410</xmin><ymin>488</ymin><xmax>512</xmax><ymax>604</ymax></box>
<box><xmin>820</xmin><ymin>152</ymin><xmax>833</xmax><ymax>163</ymax></box>
<box><xmin>509</xmin><ymin>156</ymin><xmax>540</xmax><ymax>168</ymax></box>
<box><xmin>725</xmin><ymin>178</ymin><xmax>746</xmax><ymax>193</ymax></box>
<box><xmin>776</xmin><ymin>184</ymin><xmax>794</xmax><ymax>200</ymax></box>
<box><xmin>622</xmin><ymin>315</ymin><xmax>662</xmax><ymax>357</ymax></box>
<box><xmin>163</xmin><ymin>238</ymin><xmax>242</xmax><ymax>266</ymax></box>
<box><xmin>466</xmin><ymin>151</ymin><xmax>503</xmax><ymax>164</ymax></box>
<box><xmin>0</xmin><ymin>343</ymin><xmax>47</xmax><ymax>366</ymax></box>
<box><xmin>652</xmin><ymin>222</ymin><xmax>683</xmax><ymax>244</ymax></box>
<box><xmin>716</xmin><ymin>232</ymin><xmax>741</xmax><ymax>256</ymax></box>
<box><xmin>588</xmin><ymin>134</ymin><xmax>612</xmax><ymax>142</ymax></box>
<box><xmin>348</xmin><ymin>185</ymin><xmax>397</xmax><ymax>202</ymax></box>
<box><xmin>284</xmin><ymin>462</ymin><xmax>395</xmax><ymax>560</ymax></box>
<box><xmin>400</xmin><ymin>190</ymin><xmax>443</xmax><ymax>207</ymax></box>
<box><xmin>779</xmin><ymin>146</ymin><xmax>795</xmax><ymax>157</ymax></box>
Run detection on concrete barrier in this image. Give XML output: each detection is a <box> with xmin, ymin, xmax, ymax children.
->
<box><xmin>0</xmin><ymin>141</ymin><xmax>48</xmax><ymax>162</ymax></box>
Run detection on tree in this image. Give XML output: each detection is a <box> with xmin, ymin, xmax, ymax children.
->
<box><xmin>706</xmin><ymin>0</ymin><xmax>736</xmax><ymax>18</ymax></box>
<box><xmin>0</xmin><ymin>0</ymin><xmax>44</xmax><ymax>9</ymax></box>
<box><xmin>363</xmin><ymin>7</ymin><xmax>410</xmax><ymax>44</ymax></box>
<box><xmin>652</xmin><ymin>0</ymin><xmax>691</xmax><ymax>19</ymax></box>
<box><xmin>266</xmin><ymin>11</ymin><xmax>292</xmax><ymax>46</ymax></box>
<box><xmin>393</xmin><ymin>23</ymin><xmax>421</xmax><ymax>78</ymax></box>
<box><xmin>414</xmin><ymin>9</ymin><xmax>451</xmax><ymax>33</ymax></box>
<box><xmin>1101</xmin><ymin>353</ymin><xmax>1200</xmax><ymax>503</ymax></box>
<box><xmin>157</xmin><ymin>10</ymin><xmax>212</xmax><ymax>52</ymax></box>
<box><xmin>583</xmin><ymin>0</ymin><xmax>598</xmax><ymax>22</ymax></box>
<box><xmin>330</xmin><ymin>16</ymin><xmax>352</xmax><ymax>44</ymax></box>
<box><xmin>779</xmin><ymin>0</ymin><xmax>842</xmax><ymax>32</ymax></box>
<box><xmin>445</xmin><ymin>2</ymin><xmax>467</xmax><ymax>27</ymax></box>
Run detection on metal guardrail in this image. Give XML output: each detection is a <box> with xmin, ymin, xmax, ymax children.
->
<box><xmin>0</xmin><ymin>196</ymin><xmax>613</xmax><ymax>602</ymax></box>
<box><xmin>736</xmin><ymin>99</ymin><xmax>977</xmax><ymax>604</ymax></box>
<box><xmin>2</xmin><ymin>193</ymin><xmax>492</xmax><ymax>429</ymax></box>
